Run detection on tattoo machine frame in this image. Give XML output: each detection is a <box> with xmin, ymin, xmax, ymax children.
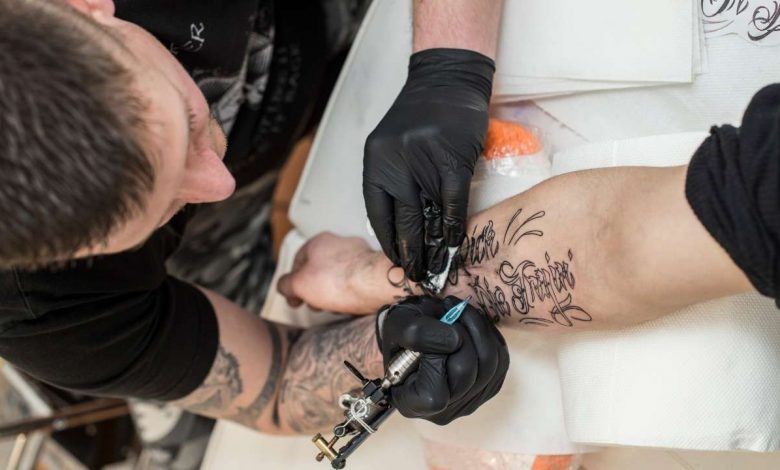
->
<box><xmin>312</xmin><ymin>297</ymin><xmax>470</xmax><ymax>469</ymax></box>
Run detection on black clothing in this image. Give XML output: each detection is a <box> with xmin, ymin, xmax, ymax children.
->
<box><xmin>0</xmin><ymin>0</ymin><xmax>362</xmax><ymax>400</ymax></box>
<box><xmin>0</xmin><ymin>210</ymin><xmax>218</xmax><ymax>400</ymax></box>
<box><xmin>686</xmin><ymin>84</ymin><xmax>780</xmax><ymax>306</ymax></box>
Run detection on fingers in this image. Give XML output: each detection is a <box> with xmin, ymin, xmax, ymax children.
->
<box><xmin>396</xmin><ymin>312</ymin><xmax>462</xmax><ymax>353</ymax></box>
<box><xmin>364</xmin><ymin>183</ymin><xmax>400</xmax><ymax>265</ymax></box>
<box><xmin>276</xmin><ymin>237</ymin><xmax>314</xmax><ymax>307</ymax></box>
<box><xmin>435</xmin><ymin>346</ymin><xmax>509</xmax><ymax>425</ymax></box>
<box><xmin>458</xmin><ymin>307</ymin><xmax>501</xmax><ymax>390</ymax></box>
<box><xmin>445</xmin><ymin>324</ymin><xmax>478</xmax><ymax>402</ymax></box>
<box><xmin>423</xmin><ymin>202</ymin><xmax>448</xmax><ymax>275</ymax></box>
<box><xmin>440</xmin><ymin>166</ymin><xmax>472</xmax><ymax>247</ymax></box>
<box><xmin>395</xmin><ymin>199</ymin><xmax>426</xmax><ymax>282</ymax></box>
<box><xmin>276</xmin><ymin>273</ymin><xmax>302</xmax><ymax>308</ymax></box>
<box><xmin>391</xmin><ymin>353</ymin><xmax>450</xmax><ymax>418</ymax></box>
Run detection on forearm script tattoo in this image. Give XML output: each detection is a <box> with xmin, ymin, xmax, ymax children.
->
<box><xmin>456</xmin><ymin>208</ymin><xmax>591</xmax><ymax>327</ymax></box>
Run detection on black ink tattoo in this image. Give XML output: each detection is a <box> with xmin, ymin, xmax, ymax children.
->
<box><xmin>468</xmin><ymin>275</ymin><xmax>511</xmax><ymax>322</ymax></box>
<box><xmin>456</xmin><ymin>208</ymin><xmax>590</xmax><ymax>328</ymax></box>
<box><xmin>497</xmin><ymin>250</ymin><xmax>590</xmax><ymax>327</ymax></box>
<box><xmin>277</xmin><ymin>316</ymin><xmax>381</xmax><ymax>433</ymax></box>
<box><xmin>185</xmin><ymin>346</ymin><xmax>243</xmax><ymax>413</ymax></box>
<box><xmin>504</xmin><ymin>208</ymin><xmax>545</xmax><ymax>246</ymax></box>
<box><xmin>462</xmin><ymin>220</ymin><xmax>500</xmax><ymax>266</ymax></box>
<box><xmin>228</xmin><ymin>324</ymin><xmax>283</xmax><ymax>428</ymax></box>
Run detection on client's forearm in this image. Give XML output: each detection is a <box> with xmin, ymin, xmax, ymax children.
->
<box><xmin>356</xmin><ymin>166</ymin><xmax>752</xmax><ymax>330</ymax></box>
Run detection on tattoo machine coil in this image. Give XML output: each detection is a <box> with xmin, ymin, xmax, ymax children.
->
<box><xmin>312</xmin><ymin>297</ymin><xmax>470</xmax><ymax>469</ymax></box>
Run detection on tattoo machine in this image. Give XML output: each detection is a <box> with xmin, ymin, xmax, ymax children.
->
<box><xmin>312</xmin><ymin>297</ymin><xmax>471</xmax><ymax>469</ymax></box>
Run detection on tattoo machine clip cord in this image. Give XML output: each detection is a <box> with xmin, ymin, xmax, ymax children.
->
<box><xmin>312</xmin><ymin>297</ymin><xmax>471</xmax><ymax>469</ymax></box>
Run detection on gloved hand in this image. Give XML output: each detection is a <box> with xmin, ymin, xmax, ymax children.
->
<box><xmin>363</xmin><ymin>48</ymin><xmax>495</xmax><ymax>282</ymax></box>
<box><xmin>376</xmin><ymin>295</ymin><xmax>509</xmax><ymax>425</ymax></box>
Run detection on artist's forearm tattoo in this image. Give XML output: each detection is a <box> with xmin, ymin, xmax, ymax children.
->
<box><xmin>226</xmin><ymin>324</ymin><xmax>283</xmax><ymax>428</ymax></box>
<box><xmin>179</xmin><ymin>323</ymin><xmax>284</xmax><ymax>430</ymax></box>
<box><xmin>457</xmin><ymin>208</ymin><xmax>591</xmax><ymax>327</ymax></box>
<box><xmin>184</xmin><ymin>345</ymin><xmax>243</xmax><ymax>413</ymax></box>
<box><xmin>277</xmin><ymin>316</ymin><xmax>381</xmax><ymax>433</ymax></box>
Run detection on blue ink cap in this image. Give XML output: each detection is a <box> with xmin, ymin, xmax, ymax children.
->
<box><xmin>439</xmin><ymin>296</ymin><xmax>472</xmax><ymax>325</ymax></box>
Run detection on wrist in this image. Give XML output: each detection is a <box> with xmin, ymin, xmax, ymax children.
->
<box><xmin>347</xmin><ymin>250</ymin><xmax>399</xmax><ymax>313</ymax></box>
<box><xmin>406</xmin><ymin>48</ymin><xmax>495</xmax><ymax>103</ymax></box>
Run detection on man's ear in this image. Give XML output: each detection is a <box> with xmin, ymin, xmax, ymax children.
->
<box><xmin>65</xmin><ymin>0</ymin><xmax>115</xmax><ymax>18</ymax></box>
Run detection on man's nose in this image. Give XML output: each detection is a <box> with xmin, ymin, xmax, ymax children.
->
<box><xmin>177</xmin><ymin>149</ymin><xmax>236</xmax><ymax>204</ymax></box>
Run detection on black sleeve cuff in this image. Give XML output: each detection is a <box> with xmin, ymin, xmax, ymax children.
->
<box><xmin>685</xmin><ymin>84</ymin><xmax>780</xmax><ymax>305</ymax></box>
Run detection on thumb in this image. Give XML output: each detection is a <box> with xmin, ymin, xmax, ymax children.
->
<box><xmin>276</xmin><ymin>273</ymin><xmax>302</xmax><ymax>307</ymax></box>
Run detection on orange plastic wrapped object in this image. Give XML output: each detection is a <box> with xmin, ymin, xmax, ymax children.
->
<box><xmin>423</xmin><ymin>439</ymin><xmax>582</xmax><ymax>470</ymax></box>
<box><xmin>483</xmin><ymin>118</ymin><xmax>542</xmax><ymax>159</ymax></box>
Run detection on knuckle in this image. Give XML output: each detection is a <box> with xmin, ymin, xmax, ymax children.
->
<box><xmin>448</xmin><ymin>358</ymin><xmax>469</xmax><ymax>379</ymax></box>
<box><xmin>418</xmin><ymin>391</ymin><xmax>448</xmax><ymax>413</ymax></box>
<box><xmin>402</xmin><ymin>323</ymin><xmax>421</xmax><ymax>345</ymax></box>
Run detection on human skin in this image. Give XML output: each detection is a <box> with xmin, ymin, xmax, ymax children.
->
<box><xmin>45</xmin><ymin>0</ymin><xmax>508</xmax><ymax>434</ymax></box>
<box><xmin>278</xmin><ymin>166</ymin><xmax>754</xmax><ymax>331</ymax></box>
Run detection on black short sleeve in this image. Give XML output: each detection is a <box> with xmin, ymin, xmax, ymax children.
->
<box><xmin>0</xmin><ymin>211</ymin><xmax>219</xmax><ymax>401</ymax></box>
<box><xmin>0</xmin><ymin>277</ymin><xmax>218</xmax><ymax>401</ymax></box>
<box><xmin>686</xmin><ymin>84</ymin><xmax>780</xmax><ymax>305</ymax></box>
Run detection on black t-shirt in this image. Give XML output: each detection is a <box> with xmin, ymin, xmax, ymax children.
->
<box><xmin>0</xmin><ymin>0</ymin><xmax>345</xmax><ymax>400</ymax></box>
<box><xmin>0</xmin><ymin>210</ymin><xmax>218</xmax><ymax>400</ymax></box>
<box><xmin>686</xmin><ymin>83</ymin><xmax>780</xmax><ymax>305</ymax></box>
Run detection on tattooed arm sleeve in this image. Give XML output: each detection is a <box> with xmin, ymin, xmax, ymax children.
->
<box><xmin>353</xmin><ymin>166</ymin><xmax>753</xmax><ymax>329</ymax></box>
<box><xmin>173</xmin><ymin>287</ymin><xmax>382</xmax><ymax>434</ymax></box>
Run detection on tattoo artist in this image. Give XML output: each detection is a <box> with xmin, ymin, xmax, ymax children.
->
<box><xmin>0</xmin><ymin>0</ymin><xmax>508</xmax><ymax>435</ymax></box>
<box><xmin>361</xmin><ymin>0</ymin><xmax>510</xmax><ymax>421</ymax></box>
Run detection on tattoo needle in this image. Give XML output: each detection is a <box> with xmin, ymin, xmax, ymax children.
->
<box><xmin>439</xmin><ymin>295</ymin><xmax>472</xmax><ymax>325</ymax></box>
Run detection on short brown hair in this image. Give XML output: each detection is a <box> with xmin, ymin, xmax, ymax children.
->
<box><xmin>0</xmin><ymin>0</ymin><xmax>154</xmax><ymax>268</ymax></box>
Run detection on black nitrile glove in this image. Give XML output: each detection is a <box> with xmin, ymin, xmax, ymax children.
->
<box><xmin>376</xmin><ymin>296</ymin><xmax>509</xmax><ymax>425</ymax></box>
<box><xmin>363</xmin><ymin>48</ymin><xmax>495</xmax><ymax>282</ymax></box>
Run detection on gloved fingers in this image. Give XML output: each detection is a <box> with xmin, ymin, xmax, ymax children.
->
<box><xmin>394</xmin><ymin>311</ymin><xmax>462</xmax><ymax>354</ymax></box>
<box><xmin>458</xmin><ymin>307</ymin><xmax>502</xmax><ymax>389</ymax></box>
<box><xmin>422</xmin><ymin>202</ymin><xmax>449</xmax><ymax>276</ymax></box>
<box><xmin>440</xmin><ymin>165</ymin><xmax>473</xmax><ymax>247</ymax></box>
<box><xmin>395</xmin><ymin>199</ymin><xmax>426</xmax><ymax>282</ymax></box>
<box><xmin>364</xmin><ymin>183</ymin><xmax>400</xmax><ymax>265</ymax></box>
<box><xmin>391</xmin><ymin>353</ymin><xmax>450</xmax><ymax>418</ymax></box>
<box><xmin>423</xmin><ymin>201</ymin><xmax>444</xmax><ymax>240</ymax></box>
<box><xmin>445</xmin><ymin>352</ymin><xmax>509</xmax><ymax>424</ymax></box>
<box><xmin>445</xmin><ymin>324</ymin><xmax>478</xmax><ymax>402</ymax></box>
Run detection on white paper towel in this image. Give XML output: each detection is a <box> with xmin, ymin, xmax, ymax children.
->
<box><xmin>558</xmin><ymin>293</ymin><xmax>780</xmax><ymax>452</ymax></box>
<box><xmin>552</xmin><ymin>133</ymin><xmax>780</xmax><ymax>451</ymax></box>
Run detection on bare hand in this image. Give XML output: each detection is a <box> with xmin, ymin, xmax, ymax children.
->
<box><xmin>277</xmin><ymin>232</ymin><xmax>384</xmax><ymax>315</ymax></box>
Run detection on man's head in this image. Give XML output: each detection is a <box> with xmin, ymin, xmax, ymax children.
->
<box><xmin>0</xmin><ymin>0</ymin><xmax>235</xmax><ymax>268</ymax></box>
